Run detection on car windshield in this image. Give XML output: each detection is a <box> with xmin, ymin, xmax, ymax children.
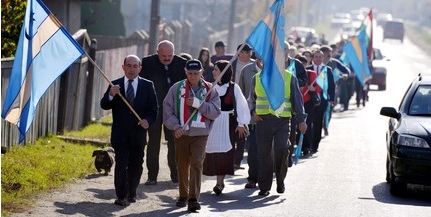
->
<box><xmin>409</xmin><ymin>85</ymin><xmax>431</xmax><ymax>115</ymax></box>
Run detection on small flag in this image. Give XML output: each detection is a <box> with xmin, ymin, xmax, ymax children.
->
<box><xmin>1</xmin><ymin>0</ymin><xmax>84</xmax><ymax>143</ymax></box>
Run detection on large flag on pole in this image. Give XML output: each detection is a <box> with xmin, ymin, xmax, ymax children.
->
<box><xmin>246</xmin><ymin>0</ymin><xmax>286</xmax><ymax>112</ymax></box>
<box><xmin>1</xmin><ymin>0</ymin><xmax>85</xmax><ymax>143</ymax></box>
<box><xmin>342</xmin><ymin>27</ymin><xmax>372</xmax><ymax>87</ymax></box>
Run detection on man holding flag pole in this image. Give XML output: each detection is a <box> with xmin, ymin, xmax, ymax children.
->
<box><xmin>246</xmin><ymin>0</ymin><xmax>307</xmax><ymax>196</ymax></box>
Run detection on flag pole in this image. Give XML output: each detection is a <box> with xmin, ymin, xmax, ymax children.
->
<box><xmin>181</xmin><ymin>1</ymin><xmax>279</xmax><ymax>129</ymax></box>
<box><xmin>181</xmin><ymin>44</ymin><xmax>246</xmax><ymax>129</ymax></box>
<box><xmin>84</xmin><ymin>53</ymin><xmax>142</xmax><ymax>122</ymax></box>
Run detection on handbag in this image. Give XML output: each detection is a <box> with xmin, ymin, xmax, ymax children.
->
<box><xmin>310</xmin><ymin>91</ymin><xmax>321</xmax><ymax>106</ymax></box>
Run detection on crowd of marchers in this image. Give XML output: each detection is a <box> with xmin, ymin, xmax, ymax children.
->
<box><xmin>100</xmin><ymin>37</ymin><xmax>369</xmax><ymax>212</ymax></box>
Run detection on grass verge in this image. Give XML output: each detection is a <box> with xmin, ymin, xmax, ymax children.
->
<box><xmin>1</xmin><ymin>117</ymin><xmax>112</xmax><ymax>216</ymax></box>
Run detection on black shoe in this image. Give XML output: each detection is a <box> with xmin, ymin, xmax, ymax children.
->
<box><xmin>176</xmin><ymin>197</ymin><xmax>187</xmax><ymax>207</ymax></box>
<box><xmin>187</xmin><ymin>199</ymin><xmax>201</xmax><ymax>211</ymax></box>
<box><xmin>127</xmin><ymin>196</ymin><xmax>137</xmax><ymax>203</ymax></box>
<box><xmin>324</xmin><ymin>128</ymin><xmax>329</xmax><ymax>136</ymax></box>
<box><xmin>258</xmin><ymin>190</ymin><xmax>270</xmax><ymax>196</ymax></box>
<box><xmin>114</xmin><ymin>198</ymin><xmax>129</xmax><ymax>206</ymax></box>
<box><xmin>288</xmin><ymin>157</ymin><xmax>293</xmax><ymax>167</ymax></box>
<box><xmin>234</xmin><ymin>164</ymin><xmax>245</xmax><ymax>170</ymax></box>
<box><xmin>144</xmin><ymin>179</ymin><xmax>157</xmax><ymax>185</ymax></box>
<box><xmin>276</xmin><ymin>184</ymin><xmax>285</xmax><ymax>194</ymax></box>
<box><xmin>171</xmin><ymin>177</ymin><xmax>178</xmax><ymax>183</ymax></box>
<box><xmin>245</xmin><ymin>181</ymin><xmax>257</xmax><ymax>189</ymax></box>
<box><xmin>213</xmin><ymin>184</ymin><xmax>224</xmax><ymax>195</ymax></box>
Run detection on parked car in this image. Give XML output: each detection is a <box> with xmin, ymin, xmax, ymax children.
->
<box><xmin>383</xmin><ymin>19</ymin><xmax>405</xmax><ymax>43</ymax></box>
<box><xmin>376</xmin><ymin>12</ymin><xmax>393</xmax><ymax>26</ymax></box>
<box><xmin>371</xmin><ymin>48</ymin><xmax>389</xmax><ymax>90</ymax></box>
<box><xmin>289</xmin><ymin>26</ymin><xmax>321</xmax><ymax>46</ymax></box>
<box><xmin>380</xmin><ymin>74</ymin><xmax>431</xmax><ymax>195</ymax></box>
<box><xmin>331</xmin><ymin>13</ymin><xmax>351</xmax><ymax>29</ymax></box>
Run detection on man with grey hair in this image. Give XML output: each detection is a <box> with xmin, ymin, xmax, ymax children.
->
<box><xmin>140</xmin><ymin>40</ymin><xmax>187</xmax><ymax>185</ymax></box>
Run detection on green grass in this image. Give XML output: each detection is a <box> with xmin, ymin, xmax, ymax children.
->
<box><xmin>1</xmin><ymin>116</ymin><xmax>112</xmax><ymax>216</ymax></box>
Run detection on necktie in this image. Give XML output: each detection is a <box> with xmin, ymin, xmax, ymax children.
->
<box><xmin>126</xmin><ymin>79</ymin><xmax>134</xmax><ymax>105</ymax></box>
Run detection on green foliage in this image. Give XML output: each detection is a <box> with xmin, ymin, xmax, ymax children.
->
<box><xmin>1</xmin><ymin>136</ymin><xmax>99</xmax><ymax>215</ymax></box>
<box><xmin>81</xmin><ymin>0</ymin><xmax>125</xmax><ymax>36</ymax></box>
<box><xmin>63</xmin><ymin>122</ymin><xmax>111</xmax><ymax>140</ymax></box>
<box><xmin>1</xmin><ymin>0</ymin><xmax>27</xmax><ymax>58</ymax></box>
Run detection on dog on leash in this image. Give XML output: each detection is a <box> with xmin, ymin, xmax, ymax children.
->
<box><xmin>92</xmin><ymin>147</ymin><xmax>115</xmax><ymax>175</ymax></box>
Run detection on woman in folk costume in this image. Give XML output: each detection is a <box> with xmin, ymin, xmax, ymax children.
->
<box><xmin>203</xmin><ymin>60</ymin><xmax>251</xmax><ymax>195</ymax></box>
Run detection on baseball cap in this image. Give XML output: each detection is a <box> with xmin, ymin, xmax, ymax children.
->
<box><xmin>185</xmin><ymin>59</ymin><xmax>203</xmax><ymax>71</ymax></box>
<box><xmin>215</xmin><ymin>41</ymin><xmax>227</xmax><ymax>48</ymax></box>
<box><xmin>237</xmin><ymin>43</ymin><xmax>252</xmax><ymax>52</ymax></box>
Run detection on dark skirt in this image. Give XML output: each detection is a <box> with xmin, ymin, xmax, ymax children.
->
<box><xmin>202</xmin><ymin>114</ymin><xmax>236</xmax><ymax>176</ymax></box>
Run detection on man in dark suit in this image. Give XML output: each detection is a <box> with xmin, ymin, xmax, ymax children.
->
<box><xmin>306</xmin><ymin>50</ymin><xmax>335</xmax><ymax>154</ymax></box>
<box><xmin>100</xmin><ymin>54</ymin><xmax>158</xmax><ymax>206</ymax></box>
<box><xmin>140</xmin><ymin>40</ymin><xmax>187</xmax><ymax>185</ymax></box>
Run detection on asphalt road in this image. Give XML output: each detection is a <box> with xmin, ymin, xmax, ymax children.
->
<box><xmin>10</xmin><ymin>25</ymin><xmax>431</xmax><ymax>217</ymax></box>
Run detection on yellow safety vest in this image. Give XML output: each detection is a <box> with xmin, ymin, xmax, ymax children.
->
<box><xmin>255</xmin><ymin>71</ymin><xmax>292</xmax><ymax>117</ymax></box>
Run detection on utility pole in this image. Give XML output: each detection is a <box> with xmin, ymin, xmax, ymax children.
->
<box><xmin>227</xmin><ymin>0</ymin><xmax>236</xmax><ymax>53</ymax></box>
<box><xmin>149</xmin><ymin>0</ymin><xmax>160</xmax><ymax>54</ymax></box>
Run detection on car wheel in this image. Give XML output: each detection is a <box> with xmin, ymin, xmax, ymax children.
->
<box><xmin>378</xmin><ymin>84</ymin><xmax>386</xmax><ymax>91</ymax></box>
<box><xmin>389</xmin><ymin>163</ymin><xmax>407</xmax><ymax>195</ymax></box>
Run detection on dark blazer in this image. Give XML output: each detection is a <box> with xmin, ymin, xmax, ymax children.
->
<box><xmin>286</xmin><ymin>57</ymin><xmax>308</xmax><ymax>87</ymax></box>
<box><xmin>306</xmin><ymin>65</ymin><xmax>335</xmax><ymax>111</ymax></box>
<box><xmin>140</xmin><ymin>54</ymin><xmax>187</xmax><ymax>106</ymax></box>
<box><xmin>100</xmin><ymin>76</ymin><xmax>158</xmax><ymax>145</ymax></box>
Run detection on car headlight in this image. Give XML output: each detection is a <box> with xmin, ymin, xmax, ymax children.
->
<box><xmin>396</xmin><ymin>134</ymin><xmax>429</xmax><ymax>148</ymax></box>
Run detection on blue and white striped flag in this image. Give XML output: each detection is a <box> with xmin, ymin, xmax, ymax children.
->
<box><xmin>246</xmin><ymin>0</ymin><xmax>286</xmax><ymax>112</ymax></box>
<box><xmin>1</xmin><ymin>0</ymin><xmax>84</xmax><ymax>143</ymax></box>
<box><xmin>342</xmin><ymin>27</ymin><xmax>372</xmax><ymax>87</ymax></box>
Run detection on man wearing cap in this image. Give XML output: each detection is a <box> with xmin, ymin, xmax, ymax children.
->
<box><xmin>231</xmin><ymin>43</ymin><xmax>254</xmax><ymax>170</ymax></box>
<box><xmin>140</xmin><ymin>40</ymin><xmax>187</xmax><ymax>185</ymax></box>
<box><xmin>163</xmin><ymin>59</ymin><xmax>221</xmax><ymax>211</ymax></box>
<box><xmin>210</xmin><ymin>41</ymin><xmax>233</xmax><ymax>64</ymax></box>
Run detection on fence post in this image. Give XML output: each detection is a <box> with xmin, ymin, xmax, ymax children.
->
<box><xmin>84</xmin><ymin>39</ymin><xmax>98</xmax><ymax>125</ymax></box>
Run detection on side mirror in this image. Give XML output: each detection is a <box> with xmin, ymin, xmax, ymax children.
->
<box><xmin>380</xmin><ymin>107</ymin><xmax>400</xmax><ymax>120</ymax></box>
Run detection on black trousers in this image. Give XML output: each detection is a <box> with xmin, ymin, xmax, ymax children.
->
<box><xmin>312</xmin><ymin>101</ymin><xmax>327</xmax><ymax>152</ymax></box>
<box><xmin>302</xmin><ymin>101</ymin><xmax>315</xmax><ymax>153</ymax></box>
<box><xmin>256</xmin><ymin>115</ymin><xmax>290</xmax><ymax>191</ymax></box>
<box><xmin>146</xmin><ymin>108</ymin><xmax>177</xmax><ymax>181</ymax></box>
<box><xmin>113</xmin><ymin>143</ymin><xmax>144</xmax><ymax>199</ymax></box>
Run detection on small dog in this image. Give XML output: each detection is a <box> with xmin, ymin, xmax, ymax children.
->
<box><xmin>92</xmin><ymin>147</ymin><xmax>115</xmax><ymax>175</ymax></box>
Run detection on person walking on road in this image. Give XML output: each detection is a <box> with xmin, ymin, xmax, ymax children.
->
<box><xmin>248</xmin><ymin>64</ymin><xmax>307</xmax><ymax>197</ymax></box>
<box><xmin>203</xmin><ymin>60</ymin><xmax>250</xmax><ymax>195</ymax></box>
<box><xmin>100</xmin><ymin>54</ymin><xmax>158</xmax><ymax>206</ymax></box>
<box><xmin>238</xmin><ymin>56</ymin><xmax>262</xmax><ymax>189</ymax></box>
<box><xmin>140</xmin><ymin>40</ymin><xmax>187</xmax><ymax>185</ymax></box>
<box><xmin>163</xmin><ymin>59</ymin><xmax>221</xmax><ymax>211</ymax></box>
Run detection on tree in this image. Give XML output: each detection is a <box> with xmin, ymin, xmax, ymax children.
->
<box><xmin>81</xmin><ymin>0</ymin><xmax>125</xmax><ymax>36</ymax></box>
<box><xmin>1</xmin><ymin>0</ymin><xmax>27</xmax><ymax>58</ymax></box>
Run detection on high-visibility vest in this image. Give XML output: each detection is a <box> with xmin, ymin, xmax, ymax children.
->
<box><xmin>255</xmin><ymin>72</ymin><xmax>292</xmax><ymax>117</ymax></box>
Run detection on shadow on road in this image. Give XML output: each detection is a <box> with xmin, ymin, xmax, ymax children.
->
<box><xmin>371</xmin><ymin>182</ymin><xmax>431</xmax><ymax>206</ymax></box>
